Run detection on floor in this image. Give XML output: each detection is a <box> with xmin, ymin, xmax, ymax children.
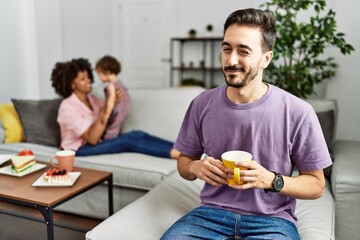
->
<box><xmin>0</xmin><ymin>201</ymin><xmax>102</xmax><ymax>240</ymax></box>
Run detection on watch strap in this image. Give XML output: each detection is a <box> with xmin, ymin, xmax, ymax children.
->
<box><xmin>264</xmin><ymin>171</ymin><xmax>283</xmax><ymax>193</ymax></box>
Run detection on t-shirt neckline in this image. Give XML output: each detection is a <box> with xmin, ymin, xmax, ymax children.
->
<box><xmin>222</xmin><ymin>83</ymin><xmax>273</xmax><ymax>110</ymax></box>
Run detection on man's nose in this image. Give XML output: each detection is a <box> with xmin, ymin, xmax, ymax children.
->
<box><xmin>229</xmin><ymin>52</ymin><xmax>238</xmax><ymax>65</ymax></box>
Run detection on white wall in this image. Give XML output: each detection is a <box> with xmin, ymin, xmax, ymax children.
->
<box><xmin>34</xmin><ymin>0</ymin><xmax>63</xmax><ymax>99</ymax></box>
<box><xmin>0</xmin><ymin>0</ymin><xmax>359</xmax><ymax>141</ymax></box>
<box><xmin>325</xmin><ymin>0</ymin><xmax>360</xmax><ymax>141</ymax></box>
<box><xmin>34</xmin><ymin>0</ymin><xmax>114</xmax><ymax>99</ymax></box>
<box><xmin>0</xmin><ymin>0</ymin><xmax>39</xmax><ymax>101</ymax></box>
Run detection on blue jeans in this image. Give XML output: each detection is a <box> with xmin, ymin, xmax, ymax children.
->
<box><xmin>161</xmin><ymin>206</ymin><xmax>300</xmax><ymax>240</ymax></box>
<box><xmin>76</xmin><ymin>130</ymin><xmax>173</xmax><ymax>158</ymax></box>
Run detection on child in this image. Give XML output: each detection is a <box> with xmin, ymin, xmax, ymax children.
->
<box><xmin>95</xmin><ymin>55</ymin><xmax>130</xmax><ymax>140</ymax></box>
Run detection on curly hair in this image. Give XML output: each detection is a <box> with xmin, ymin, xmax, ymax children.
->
<box><xmin>51</xmin><ymin>58</ymin><xmax>94</xmax><ymax>98</ymax></box>
<box><xmin>95</xmin><ymin>55</ymin><xmax>121</xmax><ymax>75</ymax></box>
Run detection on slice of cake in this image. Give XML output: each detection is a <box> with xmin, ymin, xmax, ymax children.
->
<box><xmin>44</xmin><ymin>168</ymin><xmax>70</xmax><ymax>184</ymax></box>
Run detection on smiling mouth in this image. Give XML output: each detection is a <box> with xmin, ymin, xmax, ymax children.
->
<box><xmin>224</xmin><ymin>66</ymin><xmax>245</xmax><ymax>72</ymax></box>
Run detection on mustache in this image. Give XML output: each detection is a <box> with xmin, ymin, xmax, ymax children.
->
<box><xmin>224</xmin><ymin>66</ymin><xmax>245</xmax><ymax>72</ymax></box>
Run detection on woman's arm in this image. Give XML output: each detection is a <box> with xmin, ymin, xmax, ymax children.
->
<box><xmin>81</xmin><ymin>114</ymin><xmax>108</xmax><ymax>145</ymax></box>
<box><xmin>104</xmin><ymin>83</ymin><xmax>116</xmax><ymax>118</ymax></box>
<box><xmin>81</xmin><ymin>94</ymin><xmax>115</xmax><ymax>145</ymax></box>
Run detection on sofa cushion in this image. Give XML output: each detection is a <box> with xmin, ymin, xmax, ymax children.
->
<box><xmin>75</xmin><ymin>153</ymin><xmax>177</xmax><ymax>190</ymax></box>
<box><xmin>316</xmin><ymin>110</ymin><xmax>336</xmax><ymax>157</ymax></box>
<box><xmin>0</xmin><ymin>142</ymin><xmax>59</xmax><ymax>160</ymax></box>
<box><xmin>0</xmin><ymin>120</ymin><xmax>4</xmax><ymax>143</ymax></box>
<box><xmin>0</xmin><ymin>103</ymin><xmax>25</xmax><ymax>143</ymax></box>
<box><xmin>306</xmin><ymin>99</ymin><xmax>338</xmax><ymax>177</ymax></box>
<box><xmin>86</xmin><ymin>171</ymin><xmax>334</xmax><ymax>240</ymax></box>
<box><xmin>0</xmin><ymin>143</ymin><xmax>177</xmax><ymax>190</ymax></box>
<box><xmin>122</xmin><ymin>87</ymin><xmax>205</xmax><ymax>142</ymax></box>
<box><xmin>331</xmin><ymin>140</ymin><xmax>360</xmax><ymax>239</ymax></box>
<box><xmin>295</xmin><ymin>177</ymin><xmax>335</xmax><ymax>239</ymax></box>
<box><xmin>11</xmin><ymin>98</ymin><xmax>62</xmax><ymax>147</ymax></box>
<box><xmin>85</xmin><ymin>172</ymin><xmax>203</xmax><ymax>240</ymax></box>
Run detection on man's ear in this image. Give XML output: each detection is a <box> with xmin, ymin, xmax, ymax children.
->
<box><xmin>262</xmin><ymin>51</ymin><xmax>273</xmax><ymax>69</ymax></box>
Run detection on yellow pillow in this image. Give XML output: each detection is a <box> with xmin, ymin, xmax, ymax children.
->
<box><xmin>0</xmin><ymin>103</ymin><xmax>25</xmax><ymax>143</ymax></box>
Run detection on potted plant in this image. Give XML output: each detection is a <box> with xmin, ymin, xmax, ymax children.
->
<box><xmin>206</xmin><ymin>24</ymin><xmax>214</xmax><ymax>36</ymax></box>
<box><xmin>188</xmin><ymin>29</ymin><xmax>197</xmax><ymax>38</ymax></box>
<box><xmin>260</xmin><ymin>0</ymin><xmax>354</xmax><ymax>98</ymax></box>
<box><xmin>180</xmin><ymin>78</ymin><xmax>204</xmax><ymax>87</ymax></box>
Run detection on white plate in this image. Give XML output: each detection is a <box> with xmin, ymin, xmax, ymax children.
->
<box><xmin>0</xmin><ymin>154</ymin><xmax>15</xmax><ymax>165</ymax></box>
<box><xmin>32</xmin><ymin>172</ymin><xmax>81</xmax><ymax>187</ymax></box>
<box><xmin>0</xmin><ymin>163</ymin><xmax>46</xmax><ymax>177</ymax></box>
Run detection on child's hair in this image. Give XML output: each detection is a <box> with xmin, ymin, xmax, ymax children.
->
<box><xmin>95</xmin><ymin>55</ymin><xmax>121</xmax><ymax>75</ymax></box>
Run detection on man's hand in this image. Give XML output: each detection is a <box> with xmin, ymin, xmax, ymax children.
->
<box><xmin>189</xmin><ymin>156</ymin><xmax>228</xmax><ymax>187</ymax></box>
<box><xmin>227</xmin><ymin>160</ymin><xmax>274</xmax><ymax>190</ymax></box>
<box><xmin>226</xmin><ymin>160</ymin><xmax>326</xmax><ymax>199</ymax></box>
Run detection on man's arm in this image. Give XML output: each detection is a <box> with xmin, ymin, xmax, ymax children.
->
<box><xmin>228</xmin><ymin>160</ymin><xmax>326</xmax><ymax>199</ymax></box>
<box><xmin>280</xmin><ymin>170</ymin><xmax>325</xmax><ymax>199</ymax></box>
<box><xmin>177</xmin><ymin>153</ymin><xmax>228</xmax><ymax>186</ymax></box>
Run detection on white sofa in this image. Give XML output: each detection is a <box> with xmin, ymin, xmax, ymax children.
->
<box><xmin>0</xmin><ymin>87</ymin><xmax>204</xmax><ymax>219</ymax></box>
<box><xmin>1</xmin><ymin>87</ymin><xmax>360</xmax><ymax>239</ymax></box>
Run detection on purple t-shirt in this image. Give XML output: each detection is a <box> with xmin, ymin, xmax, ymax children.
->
<box><xmin>174</xmin><ymin>84</ymin><xmax>332</xmax><ymax>224</ymax></box>
<box><xmin>103</xmin><ymin>80</ymin><xmax>130</xmax><ymax>140</ymax></box>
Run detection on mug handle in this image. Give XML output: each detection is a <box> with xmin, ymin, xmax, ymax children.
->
<box><xmin>50</xmin><ymin>156</ymin><xmax>59</xmax><ymax>168</ymax></box>
<box><xmin>234</xmin><ymin>167</ymin><xmax>240</xmax><ymax>184</ymax></box>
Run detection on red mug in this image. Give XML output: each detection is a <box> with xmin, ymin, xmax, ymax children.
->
<box><xmin>50</xmin><ymin>150</ymin><xmax>75</xmax><ymax>172</ymax></box>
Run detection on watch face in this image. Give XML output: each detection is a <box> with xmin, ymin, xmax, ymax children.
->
<box><xmin>273</xmin><ymin>173</ymin><xmax>284</xmax><ymax>192</ymax></box>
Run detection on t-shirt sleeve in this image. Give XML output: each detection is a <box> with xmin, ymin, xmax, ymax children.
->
<box><xmin>291</xmin><ymin>107</ymin><xmax>332</xmax><ymax>171</ymax></box>
<box><xmin>174</xmin><ymin>100</ymin><xmax>204</xmax><ymax>158</ymax></box>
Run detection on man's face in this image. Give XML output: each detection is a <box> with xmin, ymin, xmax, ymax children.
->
<box><xmin>221</xmin><ymin>24</ymin><xmax>271</xmax><ymax>88</ymax></box>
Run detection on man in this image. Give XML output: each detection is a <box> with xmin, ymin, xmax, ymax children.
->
<box><xmin>161</xmin><ymin>8</ymin><xmax>332</xmax><ymax>239</ymax></box>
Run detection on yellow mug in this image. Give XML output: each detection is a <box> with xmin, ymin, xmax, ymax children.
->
<box><xmin>221</xmin><ymin>150</ymin><xmax>252</xmax><ymax>185</ymax></box>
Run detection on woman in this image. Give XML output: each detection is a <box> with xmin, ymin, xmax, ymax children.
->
<box><xmin>51</xmin><ymin>58</ymin><xmax>179</xmax><ymax>159</ymax></box>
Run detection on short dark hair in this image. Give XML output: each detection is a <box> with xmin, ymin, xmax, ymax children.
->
<box><xmin>224</xmin><ymin>8</ymin><xmax>276</xmax><ymax>52</ymax></box>
<box><xmin>95</xmin><ymin>55</ymin><xmax>121</xmax><ymax>75</ymax></box>
<box><xmin>51</xmin><ymin>58</ymin><xmax>94</xmax><ymax>98</ymax></box>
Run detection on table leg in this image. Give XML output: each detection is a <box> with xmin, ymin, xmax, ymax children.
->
<box><xmin>108</xmin><ymin>175</ymin><xmax>113</xmax><ymax>216</ymax></box>
<box><xmin>36</xmin><ymin>205</ymin><xmax>54</xmax><ymax>240</ymax></box>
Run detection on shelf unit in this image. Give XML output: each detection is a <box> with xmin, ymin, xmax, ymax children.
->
<box><xmin>170</xmin><ymin>37</ymin><xmax>223</xmax><ymax>88</ymax></box>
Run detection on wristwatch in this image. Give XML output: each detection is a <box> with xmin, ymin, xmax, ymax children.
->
<box><xmin>265</xmin><ymin>171</ymin><xmax>284</xmax><ymax>193</ymax></box>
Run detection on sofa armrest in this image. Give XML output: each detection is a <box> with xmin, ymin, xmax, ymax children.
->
<box><xmin>331</xmin><ymin>139</ymin><xmax>360</xmax><ymax>240</ymax></box>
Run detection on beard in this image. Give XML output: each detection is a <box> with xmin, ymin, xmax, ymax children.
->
<box><xmin>223</xmin><ymin>63</ymin><xmax>261</xmax><ymax>88</ymax></box>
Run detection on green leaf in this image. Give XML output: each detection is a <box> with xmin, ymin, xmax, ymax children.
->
<box><xmin>260</xmin><ymin>0</ymin><xmax>355</xmax><ymax>98</ymax></box>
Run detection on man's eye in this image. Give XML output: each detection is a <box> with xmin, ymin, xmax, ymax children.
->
<box><xmin>222</xmin><ymin>48</ymin><xmax>231</xmax><ymax>53</ymax></box>
<box><xmin>238</xmin><ymin>50</ymin><xmax>248</xmax><ymax>55</ymax></box>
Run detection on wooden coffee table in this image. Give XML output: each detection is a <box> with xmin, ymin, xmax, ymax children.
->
<box><xmin>0</xmin><ymin>161</ymin><xmax>113</xmax><ymax>240</ymax></box>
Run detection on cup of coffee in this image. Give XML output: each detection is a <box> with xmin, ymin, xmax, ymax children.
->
<box><xmin>221</xmin><ymin>150</ymin><xmax>252</xmax><ymax>185</ymax></box>
<box><xmin>50</xmin><ymin>150</ymin><xmax>75</xmax><ymax>172</ymax></box>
